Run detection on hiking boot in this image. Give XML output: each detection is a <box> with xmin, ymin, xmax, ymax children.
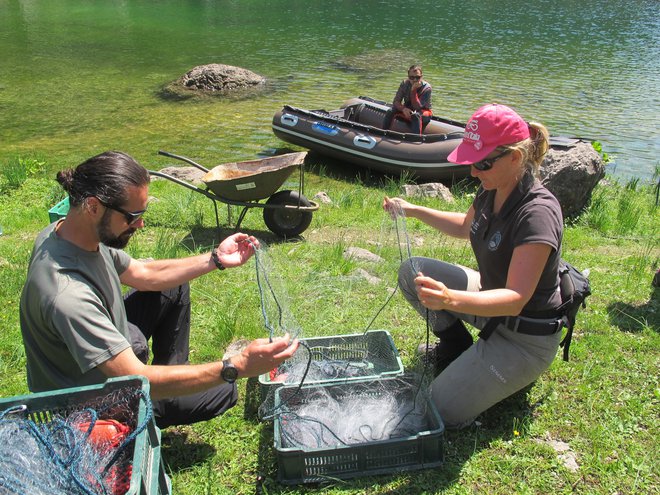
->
<box><xmin>417</xmin><ymin>340</ymin><xmax>470</xmax><ymax>374</ymax></box>
<box><xmin>418</xmin><ymin>319</ymin><xmax>474</xmax><ymax>374</ymax></box>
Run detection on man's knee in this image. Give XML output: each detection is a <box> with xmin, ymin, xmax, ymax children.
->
<box><xmin>152</xmin><ymin>383</ymin><xmax>238</xmax><ymax>428</ymax></box>
<box><xmin>163</xmin><ymin>282</ymin><xmax>190</xmax><ymax>306</ymax></box>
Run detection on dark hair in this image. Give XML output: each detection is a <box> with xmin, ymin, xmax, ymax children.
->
<box><xmin>56</xmin><ymin>151</ymin><xmax>150</xmax><ymax>208</ymax></box>
<box><xmin>408</xmin><ymin>64</ymin><xmax>422</xmax><ymax>74</ymax></box>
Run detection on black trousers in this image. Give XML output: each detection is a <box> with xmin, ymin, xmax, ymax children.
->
<box><xmin>383</xmin><ymin>109</ymin><xmax>431</xmax><ymax>134</ymax></box>
<box><xmin>124</xmin><ymin>283</ymin><xmax>238</xmax><ymax>428</ymax></box>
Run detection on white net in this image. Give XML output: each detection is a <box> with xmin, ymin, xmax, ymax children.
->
<box><xmin>0</xmin><ymin>384</ymin><xmax>151</xmax><ymax>495</ymax></box>
<box><xmin>250</xmin><ymin>206</ymin><xmax>440</xmax><ymax>452</ymax></box>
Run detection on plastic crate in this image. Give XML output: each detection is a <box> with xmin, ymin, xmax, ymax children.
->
<box><xmin>273</xmin><ymin>376</ymin><xmax>444</xmax><ymax>484</ymax></box>
<box><xmin>0</xmin><ymin>376</ymin><xmax>171</xmax><ymax>495</ymax></box>
<box><xmin>48</xmin><ymin>196</ymin><xmax>70</xmax><ymax>222</ymax></box>
<box><xmin>259</xmin><ymin>330</ymin><xmax>404</xmax><ymax>398</ymax></box>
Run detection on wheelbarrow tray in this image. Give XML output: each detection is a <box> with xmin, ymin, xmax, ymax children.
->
<box><xmin>202</xmin><ymin>152</ymin><xmax>307</xmax><ymax>202</ymax></box>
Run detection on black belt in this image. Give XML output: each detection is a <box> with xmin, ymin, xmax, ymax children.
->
<box><xmin>479</xmin><ymin>315</ymin><xmax>565</xmax><ymax>340</ymax></box>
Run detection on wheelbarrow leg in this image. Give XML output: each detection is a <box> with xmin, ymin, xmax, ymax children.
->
<box><xmin>211</xmin><ymin>200</ymin><xmax>221</xmax><ymax>231</ymax></box>
<box><xmin>234</xmin><ymin>206</ymin><xmax>250</xmax><ymax>232</ymax></box>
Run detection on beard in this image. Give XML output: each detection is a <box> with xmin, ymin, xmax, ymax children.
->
<box><xmin>97</xmin><ymin>210</ymin><xmax>136</xmax><ymax>249</ymax></box>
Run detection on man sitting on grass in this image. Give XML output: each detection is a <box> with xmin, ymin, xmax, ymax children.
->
<box><xmin>19</xmin><ymin>150</ymin><xmax>298</xmax><ymax>428</ymax></box>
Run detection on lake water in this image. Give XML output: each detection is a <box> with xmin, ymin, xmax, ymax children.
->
<box><xmin>0</xmin><ymin>0</ymin><xmax>658</xmax><ymax>180</ymax></box>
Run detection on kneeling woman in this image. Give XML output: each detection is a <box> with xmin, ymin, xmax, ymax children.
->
<box><xmin>383</xmin><ymin>103</ymin><xmax>564</xmax><ymax>428</ymax></box>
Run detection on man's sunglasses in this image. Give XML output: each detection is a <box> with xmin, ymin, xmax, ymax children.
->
<box><xmin>99</xmin><ymin>199</ymin><xmax>147</xmax><ymax>225</ymax></box>
<box><xmin>408</xmin><ymin>75</ymin><xmax>422</xmax><ymax>81</ymax></box>
<box><xmin>472</xmin><ymin>149</ymin><xmax>511</xmax><ymax>171</ymax></box>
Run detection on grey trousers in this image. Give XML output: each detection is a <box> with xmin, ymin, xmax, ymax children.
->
<box><xmin>398</xmin><ymin>257</ymin><xmax>561</xmax><ymax>428</ymax></box>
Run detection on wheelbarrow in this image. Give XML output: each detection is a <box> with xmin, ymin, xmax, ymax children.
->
<box><xmin>150</xmin><ymin>150</ymin><xmax>319</xmax><ymax>237</ymax></box>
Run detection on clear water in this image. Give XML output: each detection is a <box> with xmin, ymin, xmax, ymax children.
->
<box><xmin>1</xmin><ymin>0</ymin><xmax>658</xmax><ymax>180</ymax></box>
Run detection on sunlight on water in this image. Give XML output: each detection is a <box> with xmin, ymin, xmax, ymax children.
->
<box><xmin>0</xmin><ymin>0</ymin><xmax>658</xmax><ymax>179</ymax></box>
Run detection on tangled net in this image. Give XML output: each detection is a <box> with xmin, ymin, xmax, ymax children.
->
<box><xmin>0</xmin><ymin>384</ymin><xmax>152</xmax><ymax>495</ymax></box>
<box><xmin>250</xmin><ymin>206</ymin><xmax>443</xmax><ymax>451</ymax></box>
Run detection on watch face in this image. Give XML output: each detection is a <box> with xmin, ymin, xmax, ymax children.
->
<box><xmin>222</xmin><ymin>361</ymin><xmax>239</xmax><ymax>382</ymax></box>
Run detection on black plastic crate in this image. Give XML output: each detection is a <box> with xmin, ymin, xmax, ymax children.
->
<box><xmin>259</xmin><ymin>330</ymin><xmax>404</xmax><ymax>398</ymax></box>
<box><xmin>273</xmin><ymin>376</ymin><xmax>444</xmax><ymax>484</ymax></box>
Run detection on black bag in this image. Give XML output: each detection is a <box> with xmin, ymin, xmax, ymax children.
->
<box><xmin>557</xmin><ymin>259</ymin><xmax>592</xmax><ymax>361</ymax></box>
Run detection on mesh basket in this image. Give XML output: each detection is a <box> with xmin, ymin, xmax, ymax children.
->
<box><xmin>0</xmin><ymin>376</ymin><xmax>171</xmax><ymax>495</ymax></box>
<box><xmin>259</xmin><ymin>330</ymin><xmax>403</xmax><ymax>398</ymax></box>
<box><xmin>273</xmin><ymin>375</ymin><xmax>444</xmax><ymax>484</ymax></box>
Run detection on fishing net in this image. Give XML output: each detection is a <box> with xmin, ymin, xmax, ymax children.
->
<box><xmin>0</xmin><ymin>384</ymin><xmax>152</xmax><ymax>495</ymax></box>
<box><xmin>276</xmin><ymin>375</ymin><xmax>434</xmax><ymax>449</ymax></box>
<box><xmin>251</xmin><ymin>203</ymin><xmax>442</xmax><ymax>455</ymax></box>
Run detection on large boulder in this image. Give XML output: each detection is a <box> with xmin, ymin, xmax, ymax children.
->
<box><xmin>162</xmin><ymin>63</ymin><xmax>266</xmax><ymax>99</ymax></box>
<box><xmin>400</xmin><ymin>183</ymin><xmax>454</xmax><ymax>202</ymax></box>
<box><xmin>540</xmin><ymin>141</ymin><xmax>605</xmax><ymax>219</ymax></box>
<box><xmin>395</xmin><ymin>141</ymin><xmax>604</xmax><ymax>221</ymax></box>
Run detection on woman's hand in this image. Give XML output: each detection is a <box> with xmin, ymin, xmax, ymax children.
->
<box><xmin>216</xmin><ymin>233</ymin><xmax>259</xmax><ymax>268</ymax></box>
<box><xmin>383</xmin><ymin>196</ymin><xmax>414</xmax><ymax>218</ymax></box>
<box><xmin>414</xmin><ymin>273</ymin><xmax>455</xmax><ymax>310</ymax></box>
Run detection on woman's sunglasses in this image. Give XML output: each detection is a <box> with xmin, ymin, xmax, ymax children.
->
<box><xmin>472</xmin><ymin>149</ymin><xmax>511</xmax><ymax>171</ymax></box>
<box><xmin>408</xmin><ymin>75</ymin><xmax>422</xmax><ymax>81</ymax></box>
<box><xmin>99</xmin><ymin>199</ymin><xmax>147</xmax><ymax>225</ymax></box>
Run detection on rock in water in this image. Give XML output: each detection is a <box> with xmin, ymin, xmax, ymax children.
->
<box><xmin>163</xmin><ymin>63</ymin><xmax>266</xmax><ymax>99</ymax></box>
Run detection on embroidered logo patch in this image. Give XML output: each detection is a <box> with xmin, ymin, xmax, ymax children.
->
<box><xmin>488</xmin><ymin>231</ymin><xmax>502</xmax><ymax>251</ymax></box>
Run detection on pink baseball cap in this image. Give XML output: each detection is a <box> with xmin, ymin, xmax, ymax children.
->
<box><xmin>447</xmin><ymin>103</ymin><xmax>530</xmax><ymax>165</ymax></box>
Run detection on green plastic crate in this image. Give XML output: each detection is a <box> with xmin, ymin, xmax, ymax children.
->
<box><xmin>48</xmin><ymin>196</ymin><xmax>70</xmax><ymax>222</ymax></box>
<box><xmin>0</xmin><ymin>376</ymin><xmax>171</xmax><ymax>495</ymax></box>
<box><xmin>258</xmin><ymin>330</ymin><xmax>404</xmax><ymax>398</ymax></box>
<box><xmin>273</xmin><ymin>375</ymin><xmax>444</xmax><ymax>484</ymax></box>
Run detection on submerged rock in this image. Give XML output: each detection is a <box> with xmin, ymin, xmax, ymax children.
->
<box><xmin>332</xmin><ymin>49</ymin><xmax>416</xmax><ymax>73</ymax></box>
<box><xmin>162</xmin><ymin>63</ymin><xmax>266</xmax><ymax>99</ymax></box>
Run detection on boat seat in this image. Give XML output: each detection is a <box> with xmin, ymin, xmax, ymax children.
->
<box><xmin>350</xmin><ymin>103</ymin><xmax>388</xmax><ymax>128</ymax></box>
<box><xmin>424</xmin><ymin>120</ymin><xmax>463</xmax><ymax>136</ymax></box>
<box><xmin>346</xmin><ymin>101</ymin><xmax>464</xmax><ymax>137</ymax></box>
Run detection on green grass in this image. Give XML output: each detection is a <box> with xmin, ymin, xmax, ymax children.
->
<box><xmin>0</xmin><ymin>158</ymin><xmax>658</xmax><ymax>494</ymax></box>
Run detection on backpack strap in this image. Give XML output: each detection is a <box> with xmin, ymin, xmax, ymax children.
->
<box><xmin>559</xmin><ymin>315</ymin><xmax>573</xmax><ymax>361</ymax></box>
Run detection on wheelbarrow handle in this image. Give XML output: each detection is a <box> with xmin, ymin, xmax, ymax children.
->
<box><xmin>148</xmin><ymin>170</ymin><xmax>218</xmax><ymax>202</ymax></box>
<box><xmin>157</xmin><ymin>150</ymin><xmax>210</xmax><ymax>173</ymax></box>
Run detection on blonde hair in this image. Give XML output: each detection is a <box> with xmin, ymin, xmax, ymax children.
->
<box><xmin>500</xmin><ymin>122</ymin><xmax>549</xmax><ymax>177</ymax></box>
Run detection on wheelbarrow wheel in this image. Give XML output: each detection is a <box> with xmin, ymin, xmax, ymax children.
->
<box><xmin>263</xmin><ymin>190</ymin><xmax>313</xmax><ymax>237</ymax></box>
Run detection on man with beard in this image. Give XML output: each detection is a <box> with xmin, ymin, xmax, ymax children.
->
<box><xmin>19</xmin><ymin>151</ymin><xmax>298</xmax><ymax>428</ymax></box>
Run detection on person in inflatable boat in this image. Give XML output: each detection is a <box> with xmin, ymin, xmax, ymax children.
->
<box><xmin>383</xmin><ymin>64</ymin><xmax>433</xmax><ymax>134</ymax></box>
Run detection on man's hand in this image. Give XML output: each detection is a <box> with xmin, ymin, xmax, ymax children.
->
<box><xmin>216</xmin><ymin>233</ymin><xmax>259</xmax><ymax>268</ymax></box>
<box><xmin>231</xmin><ymin>334</ymin><xmax>299</xmax><ymax>378</ymax></box>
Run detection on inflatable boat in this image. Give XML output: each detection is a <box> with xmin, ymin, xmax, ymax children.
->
<box><xmin>272</xmin><ymin>96</ymin><xmax>469</xmax><ymax>181</ymax></box>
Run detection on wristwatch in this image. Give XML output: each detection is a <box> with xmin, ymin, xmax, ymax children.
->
<box><xmin>221</xmin><ymin>359</ymin><xmax>239</xmax><ymax>383</ymax></box>
<box><xmin>211</xmin><ymin>249</ymin><xmax>226</xmax><ymax>270</ymax></box>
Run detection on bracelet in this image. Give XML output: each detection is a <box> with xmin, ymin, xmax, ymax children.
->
<box><xmin>211</xmin><ymin>249</ymin><xmax>225</xmax><ymax>270</ymax></box>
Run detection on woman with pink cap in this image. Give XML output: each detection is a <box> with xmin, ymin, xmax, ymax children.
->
<box><xmin>383</xmin><ymin>103</ymin><xmax>564</xmax><ymax>428</ymax></box>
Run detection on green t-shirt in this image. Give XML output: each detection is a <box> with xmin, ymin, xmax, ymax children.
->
<box><xmin>20</xmin><ymin>222</ymin><xmax>133</xmax><ymax>391</ymax></box>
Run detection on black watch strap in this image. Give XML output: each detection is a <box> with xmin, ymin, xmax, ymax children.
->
<box><xmin>221</xmin><ymin>359</ymin><xmax>238</xmax><ymax>383</ymax></box>
<box><xmin>211</xmin><ymin>249</ymin><xmax>225</xmax><ymax>270</ymax></box>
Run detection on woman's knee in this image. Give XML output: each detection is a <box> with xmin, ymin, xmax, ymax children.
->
<box><xmin>398</xmin><ymin>258</ymin><xmax>423</xmax><ymax>300</ymax></box>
